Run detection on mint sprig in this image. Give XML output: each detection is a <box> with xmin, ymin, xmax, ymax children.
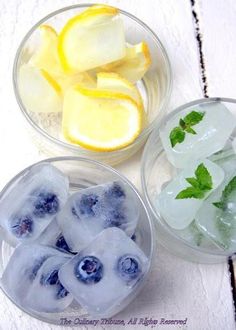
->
<box><xmin>213</xmin><ymin>176</ymin><xmax>236</xmax><ymax>210</ymax></box>
<box><xmin>176</xmin><ymin>163</ymin><xmax>213</xmax><ymax>199</ymax></box>
<box><xmin>170</xmin><ymin>111</ymin><xmax>205</xmax><ymax>147</ymax></box>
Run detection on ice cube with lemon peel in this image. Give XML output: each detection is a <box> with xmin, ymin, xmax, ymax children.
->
<box><xmin>19</xmin><ymin>64</ymin><xmax>62</xmax><ymax>113</ymax></box>
<box><xmin>62</xmin><ymin>84</ymin><xmax>142</xmax><ymax>151</ymax></box>
<box><xmin>99</xmin><ymin>42</ymin><xmax>151</xmax><ymax>83</ymax></box>
<box><xmin>58</xmin><ymin>5</ymin><xmax>126</xmax><ymax>72</ymax></box>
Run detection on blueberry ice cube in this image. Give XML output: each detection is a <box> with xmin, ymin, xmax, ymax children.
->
<box><xmin>156</xmin><ymin>159</ymin><xmax>224</xmax><ymax>230</ymax></box>
<box><xmin>58</xmin><ymin>228</ymin><xmax>149</xmax><ymax>317</ymax></box>
<box><xmin>0</xmin><ymin>163</ymin><xmax>69</xmax><ymax>246</ymax></box>
<box><xmin>1</xmin><ymin>244</ymin><xmax>71</xmax><ymax>310</ymax></box>
<box><xmin>24</xmin><ymin>256</ymin><xmax>73</xmax><ymax>312</ymax></box>
<box><xmin>160</xmin><ymin>102</ymin><xmax>236</xmax><ymax>168</ymax></box>
<box><xmin>36</xmin><ymin>219</ymin><xmax>74</xmax><ymax>254</ymax></box>
<box><xmin>57</xmin><ymin>181</ymin><xmax>139</xmax><ymax>251</ymax></box>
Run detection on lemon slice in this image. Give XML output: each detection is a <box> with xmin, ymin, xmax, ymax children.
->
<box><xmin>30</xmin><ymin>25</ymin><xmax>62</xmax><ymax>75</ymax></box>
<box><xmin>19</xmin><ymin>64</ymin><xmax>62</xmax><ymax>113</ymax></box>
<box><xmin>62</xmin><ymin>85</ymin><xmax>142</xmax><ymax>151</ymax></box>
<box><xmin>97</xmin><ymin>72</ymin><xmax>144</xmax><ymax>110</ymax></box>
<box><xmin>100</xmin><ymin>42</ymin><xmax>151</xmax><ymax>83</ymax></box>
<box><xmin>58</xmin><ymin>5</ymin><xmax>126</xmax><ymax>72</ymax></box>
<box><xmin>57</xmin><ymin>71</ymin><xmax>96</xmax><ymax>93</ymax></box>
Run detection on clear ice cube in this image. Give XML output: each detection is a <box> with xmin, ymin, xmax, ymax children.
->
<box><xmin>0</xmin><ymin>163</ymin><xmax>69</xmax><ymax>246</ymax></box>
<box><xmin>58</xmin><ymin>227</ymin><xmax>149</xmax><ymax>317</ymax></box>
<box><xmin>196</xmin><ymin>166</ymin><xmax>236</xmax><ymax>250</ymax></box>
<box><xmin>156</xmin><ymin>159</ymin><xmax>224</xmax><ymax>229</ymax></box>
<box><xmin>57</xmin><ymin>181</ymin><xmax>139</xmax><ymax>252</ymax></box>
<box><xmin>1</xmin><ymin>244</ymin><xmax>72</xmax><ymax>312</ymax></box>
<box><xmin>160</xmin><ymin>102</ymin><xmax>236</xmax><ymax>168</ymax></box>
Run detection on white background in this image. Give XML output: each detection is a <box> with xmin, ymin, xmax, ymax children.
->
<box><xmin>0</xmin><ymin>0</ymin><xmax>235</xmax><ymax>329</ymax></box>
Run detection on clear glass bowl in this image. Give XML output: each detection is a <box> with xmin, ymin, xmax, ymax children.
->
<box><xmin>141</xmin><ymin>97</ymin><xmax>236</xmax><ymax>263</ymax></box>
<box><xmin>13</xmin><ymin>4</ymin><xmax>172</xmax><ymax>166</ymax></box>
<box><xmin>0</xmin><ymin>157</ymin><xmax>154</xmax><ymax>325</ymax></box>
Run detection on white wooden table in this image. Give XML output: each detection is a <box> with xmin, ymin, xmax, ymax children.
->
<box><xmin>0</xmin><ymin>0</ymin><xmax>235</xmax><ymax>329</ymax></box>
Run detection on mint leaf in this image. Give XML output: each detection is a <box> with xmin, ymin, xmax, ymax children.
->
<box><xmin>175</xmin><ymin>163</ymin><xmax>213</xmax><ymax>200</ymax></box>
<box><xmin>195</xmin><ymin>163</ymin><xmax>213</xmax><ymax>190</ymax></box>
<box><xmin>169</xmin><ymin>110</ymin><xmax>205</xmax><ymax>148</ymax></box>
<box><xmin>185</xmin><ymin>127</ymin><xmax>196</xmax><ymax>135</ymax></box>
<box><xmin>183</xmin><ymin>111</ymin><xmax>205</xmax><ymax>127</ymax></box>
<box><xmin>176</xmin><ymin>187</ymin><xmax>204</xmax><ymax>199</ymax></box>
<box><xmin>170</xmin><ymin>127</ymin><xmax>185</xmax><ymax>147</ymax></box>
<box><xmin>213</xmin><ymin>176</ymin><xmax>236</xmax><ymax>210</ymax></box>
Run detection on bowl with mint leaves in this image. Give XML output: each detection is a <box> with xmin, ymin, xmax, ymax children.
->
<box><xmin>141</xmin><ymin>97</ymin><xmax>236</xmax><ymax>263</ymax></box>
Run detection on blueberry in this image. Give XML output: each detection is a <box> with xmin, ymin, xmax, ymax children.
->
<box><xmin>32</xmin><ymin>190</ymin><xmax>59</xmax><ymax>218</ymax></box>
<box><xmin>131</xmin><ymin>233</ymin><xmax>136</xmax><ymax>241</ymax></box>
<box><xmin>74</xmin><ymin>256</ymin><xmax>103</xmax><ymax>284</ymax></box>
<box><xmin>56</xmin><ymin>235</ymin><xmax>76</xmax><ymax>254</ymax></box>
<box><xmin>117</xmin><ymin>255</ymin><xmax>141</xmax><ymax>281</ymax></box>
<box><xmin>30</xmin><ymin>256</ymin><xmax>49</xmax><ymax>281</ymax></box>
<box><xmin>104</xmin><ymin>209</ymin><xmax>125</xmax><ymax>228</ymax></box>
<box><xmin>11</xmin><ymin>215</ymin><xmax>33</xmax><ymax>238</ymax></box>
<box><xmin>40</xmin><ymin>269</ymin><xmax>69</xmax><ymax>299</ymax></box>
<box><xmin>105</xmin><ymin>182</ymin><xmax>125</xmax><ymax>202</ymax></box>
<box><xmin>77</xmin><ymin>194</ymin><xmax>98</xmax><ymax>216</ymax></box>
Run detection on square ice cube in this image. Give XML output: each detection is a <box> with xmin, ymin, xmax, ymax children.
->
<box><xmin>57</xmin><ymin>181</ymin><xmax>139</xmax><ymax>252</ymax></box>
<box><xmin>58</xmin><ymin>227</ymin><xmax>149</xmax><ymax>317</ymax></box>
<box><xmin>160</xmin><ymin>102</ymin><xmax>236</xmax><ymax>168</ymax></box>
<box><xmin>157</xmin><ymin>159</ymin><xmax>224</xmax><ymax>229</ymax></box>
<box><xmin>0</xmin><ymin>163</ymin><xmax>69</xmax><ymax>246</ymax></box>
<box><xmin>1</xmin><ymin>244</ymin><xmax>72</xmax><ymax>311</ymax></box>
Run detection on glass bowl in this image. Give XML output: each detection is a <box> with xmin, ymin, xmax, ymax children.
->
<box><xmin>13</xmin><ymin>4</ymin><xmax>172</xmax><ymax>166</ymax></box>
<box><xmin>0</xmin><ymin>157</ymin><xmax>154</xmax><ymax>325</ymax></box>
<box><xmin>141</xmin><ymin>97</ymin><xmax>236</xmax><ymax>264</ymax></box>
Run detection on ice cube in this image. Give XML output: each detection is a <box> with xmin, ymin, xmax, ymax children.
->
<box><xmin>232</xmin><ymin>136</ymin><xmax>236</xmax><ymax>155</ymax></box>
<box><xmin>36</xmin><ymin>219</ymin><xmax>75</xmax><ymax>254</ymax></box>
<box><xmin>156</xmin><ymin>159</ymin><xmax>224</xmax><ymax>229</ymax></box>
<box><xmin>57</xmin><ymin>181</ymin><xmax>139</xmax><ymax>251</ymax></box>
<box><xmin>196</xmin><ymin>171</ymin><xmax>236</xmax><ymax>250</ymax></box>
<box><xmin>24</xmin><ymin>255</ymin><xmax>73</xmax><ymax>312</ymax></box>
<box><xmin>160</xmin><ymin>102</ymin><xmax>236</xmax><ymax>168</ymax></box>
<box><xmin>58</xmin><ymin>227</ymin><xmax>149</xmax><ymax>317</ymax></box>
<box><xmin>0</xmin><ymin>163</ymin><xmax>69</xmax><ymax>246</ymax></box>
<box><xmin>1</xmin><ymin>244</ymin><xmax>72</xmax><ymax>312</ymax></box>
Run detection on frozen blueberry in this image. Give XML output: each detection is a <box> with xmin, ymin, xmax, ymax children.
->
<box><xmin>32</xmin><ymin>190</ymin><xmax>59</xmax><ymax>218</ymax></box>
<box><xmin>77</xmin><ymin>194</ymin><xmax>99</xmax><ymax>216</ymax></box>
<box><xmin>30</xmin><ymin>256</ymin><xmax>49</xmax><ymax>281</ymax></box>
<box><xmin>74</xmin><ymin>256</ymin><xmax>103</xmax><ymax>284</ymax></box>
<box><xmin>40</xmin><ymin>269</ymin><xmax>69</xmax><ymax>299</ymax></box>
<box><xmin>117</xmin><ymin>255</ymin><xmax>141</xmax><ymax>281</ymax></box>
<box><xmin>11</xmin><ymin>215</ymin><xmax>33</xmax><ymax>238</ymax></box>
<box><xmin>104</xmin><ymin>209</ymin><xmax>125</xmax><ymax>228</ymax></box>
<box><xmin>104</xmin><ymin>182</ymin><xmax>125</xmax><ymax>202</ymax></box>
<box><xmin>131</xmin><ymin>233</ymin><xmax>136</xmax><ymax>241</ymax></box>
<box><xmin>56</xmin><ymin>235</ymin><xmax>75</xmax><ymax>254</ymax></box>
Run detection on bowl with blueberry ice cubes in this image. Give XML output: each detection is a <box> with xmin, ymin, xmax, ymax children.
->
<box><xmin>0</xmin><ymin>157</ymin><xmax>154</xmax><ymax>323</ymax></box>
<box><xmin>141</xmin><ymin>97</ymin><xmax>236</xmax><ymax>263</ymax></box>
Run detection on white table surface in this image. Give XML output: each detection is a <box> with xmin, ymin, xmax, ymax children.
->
<box><xmin>0</xmin><ymin>0</ymin><xmax>235</xmax><ymax>329</ymax></box>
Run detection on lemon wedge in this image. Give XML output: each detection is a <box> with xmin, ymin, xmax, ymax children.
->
<box><xmin>97</xmin><ymin>72</ymin><xmax>144</xmax><ymax>110</ymax></box>
<box><xmin>58</xmin><ymin>5</ymin><xmax>126</xmax><ymax>72</ymax></box>
<box><xmin>30</xmin><ymin>25</ymin><xmax>62</xmax><ymax>75</ymax></box>
<box><xmin>19</xmin><ymin>64</ymin><xmax>62</xmax><ymax>113</ymax></box>
<box><xmin>100</xmin><ymin>42</ymin><xmax>151</xmax><ymax>83</ymax></box>
<box><xmin>62</xmin><ymin>85</ymin><xmax>142</xmax><ymax>151</ymax></box>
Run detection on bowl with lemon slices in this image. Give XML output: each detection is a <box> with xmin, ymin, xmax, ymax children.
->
<box><xmin>13</xmin><ymin>4</ymin><xmax>172</xmax><ymax>165</ymax></box>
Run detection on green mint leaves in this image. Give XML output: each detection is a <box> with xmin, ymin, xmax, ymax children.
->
<box><xmin>213</xmin><ymin>176</ymin><xmax>236</xmax><ymax>210</ymax></box>
<box><xmin>169</xmin><ymin>111</ymin><xmax>205</xmax><ymax>147</ymax></box>
<box><xmin>176</xmin><ymin>163</ymin><xmax>213</xmax><ymax>199</ymax></box>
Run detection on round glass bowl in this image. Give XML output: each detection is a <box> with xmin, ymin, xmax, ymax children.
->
<box><xmin>141</xmin><ymin>97</ymin><xmax>236</xmax><ymax>263</ymax></box>
<box><xmin>13</xmin><ymin>4</ymin><xmax>172</xmax><ymax>165</ymax></box>
<box><xmin>0</xmin><ymin>157</ymin><xmax>154</xmax><ymax>325</ymax></box>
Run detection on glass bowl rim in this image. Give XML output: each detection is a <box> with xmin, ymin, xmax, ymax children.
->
<box><xmin>141</xmin><ymin>96</ymin><xmax>236</xmax><ymax>258</ymax></box>
<box><xmin>12</xmin><ymin>3</ymin><xmax>172</xmax><ymax>157</ymax></box>
<box><xmin>0</xmin><ymin>155</ymin><xmax>155</xmax><ymax>324</ymax></box>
